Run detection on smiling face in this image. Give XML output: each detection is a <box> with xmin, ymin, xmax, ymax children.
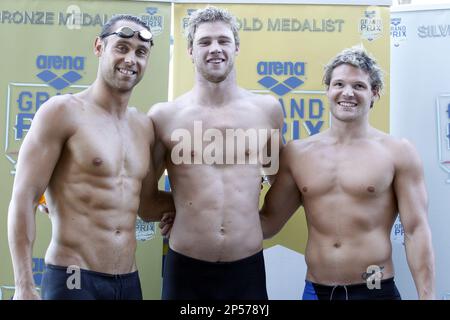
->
<box><xmin>96</xmin><ymin>20</ymin><xmax>151</xmax><ymax>92</ymax></box>
<box><xmin>189</xmin><ymin>21</ymin><xmax>239</xmax><ymax>83</ymax></box>
<box><xmin>327</xmin><ymin>63</ymin><xmax>377</xmax><ymax>123</ymax></box>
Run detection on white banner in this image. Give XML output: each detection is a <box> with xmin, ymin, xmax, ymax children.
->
<box><xmin>390</xmin><ymin>5</ymin><xmax>450</xmax><ymax>300</ymax></box>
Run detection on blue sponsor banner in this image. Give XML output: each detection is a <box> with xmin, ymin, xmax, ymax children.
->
<box><xmin>255</xmin><ymin>59</ymin><xmax>327</xmax><ymax>143</ymax></box>
<box><xmin>5</xmin><ymin>54</ymin><xmax>88</xmax><ymax>174</ymax></box>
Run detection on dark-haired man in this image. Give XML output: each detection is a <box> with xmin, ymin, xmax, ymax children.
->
<box><xmin>8</xmin><ymin>14</ymin><xmax>173</xmax><ymax>300</ymax></box>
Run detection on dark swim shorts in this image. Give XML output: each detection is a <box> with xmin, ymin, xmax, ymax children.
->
<box><xmin>41</xmin><ymin>264</ymin><xmax>142</xmax><ymax>300</ymax></box>
<box><xmin>162</xmin><ymin>247</ymin><xmax>268</xmax><ymax>300</ymax></box>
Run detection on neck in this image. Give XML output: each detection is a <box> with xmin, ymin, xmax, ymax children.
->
<box><xmin>88</xmin><ymin>78</ymin><xmax>132</xmax><ymax>117</ymax></box>
<box><xmin>192</xmin><ymin>69</ymin><xmax>239</xmax><ymax>107</ymax></box>
<box><xmin>329</xmin><ymin>114</ymin><xmax>371</xmax><ymax>143</ymax></box>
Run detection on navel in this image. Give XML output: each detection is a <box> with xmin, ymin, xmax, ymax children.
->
<box><xmin>367</xmin><ymin>186</ymin><xmax>376</xmax><ymax>193</ymax></box>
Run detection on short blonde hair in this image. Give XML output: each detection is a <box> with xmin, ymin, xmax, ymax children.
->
<box><xmin>186</xmin><ymin>6</ymin><xmax>240</xmax><ymax>49</ymax></box>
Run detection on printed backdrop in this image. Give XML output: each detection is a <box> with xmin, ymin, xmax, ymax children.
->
<box><xmin>0</xmin><ymin>0</ymin><xmax>391</xmax><ymax>300</ymax></box>
<box><xmin>390</xmin><ymin>4</ymin><xmax>450</xmax><ymax>300</ymax></box>
<box><xmin>0</xmin><ymin>0</ymin><xmax>171</xmax><ymax>299</ymax></box>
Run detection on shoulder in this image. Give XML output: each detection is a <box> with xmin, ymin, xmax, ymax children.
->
<box><xmin>278</xmin><ymin>132</ymin><xmax>332</xmax><ymax>167</ymax></box>
<box><xmin>36</xmin><ymin>94</ymin><xmax>76</xmax><ymax>115</ymax></box>
<box><xmin>147</xmin><ymin>94</ymin><xmax>189</xmax><ymax>120</ymax></box>
<box><xmin>282</xmin><ymin>136</ymin><xmax>318</xmax><ymax>158</ymax></box>
<box><xmin>277</xmin><ymin>139</ymin><xmax>313</xmax><ymax>174</ymax></box>
<box><xmin>25</xmin><ymin>94</ymin><xmax>79</xmax><ymax>142</ymax></box>
<box><xmin>128</xmin><ymin>107</ymin><xmax>153</xmax><ymax>133</ymax></box>
<box><xmin>148</xmin><ymin>101</ymin><xmax>174</xmax><ymax>118</ymax></box>
<box><xmin>393</xmin><ymin>138</ymin><xmax>422</xmax><ymax>167</ymax></box>
<box><xmin>244</xmin><ymin>90</ymin><xmax>283</xmax><ymax>125</ymax></box>
<box><xmin>147</xmin><ymin>101</ymin><xmax>177</xmax><ymax>136</ymax></box>
<box><xmin>248</xmin><ymin>90</ymin><xmax>278</xmax><ymax>104</ymax></box>
<box><xmin>373</xmin><ymin>131</ymin><xmax>423</xmax><ymax>169</ymax></box>
<box><xmin>290</xmin><ymin>131</ymin><xmax>331</xmax><ymax>151</ymax></box>
<box><xmin>149</xmin><ymin>92</ymin><xmax>194</xmax><ymax>126</ymax></box>
<box><xmin>247</xmin><ymin>91</ymin><xmax>280</xmax><ymax>112</ymax></box>
<box><xmin>373</xmin><ymin>130</ymin><xmax>417</xmax><ymax>155</ymax></box>
<box><xmin>33</xmin><ymin>94</ymin><xmax>79</xmax><ymax>129</ymax></box>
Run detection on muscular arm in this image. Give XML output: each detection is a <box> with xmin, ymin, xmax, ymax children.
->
<box><xmin>260</xmin><ymin>142</ymin><xmax>302</xmax><ymax>239</ymax></box>
<box><xmin>7</xmin><ymin>98</ymin><xmax>71</xmax><ymax>299</ymax></box>
<box><xmin>137</xmin><ymin>105</ymin><xmax>175</xmax><ymax>222</ymax></box>
<box><xmin>262</xmin><ymin>94</ymin><xmax>284</xmax><ymax>185</ymax></box>
<box><xmin>137</xmin><ymin>115</ymin><xmax>174</xmax><ymax>222</ymax></box>
<box><xmin>394</xmin><ymin>139</ymin><xmax>435</xmax><ymax>300</ymax></box>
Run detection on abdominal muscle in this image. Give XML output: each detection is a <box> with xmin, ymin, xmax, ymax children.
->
<box><xmin>44</xmin><ymin>178</ymin><xmax>140</xmax><ymax>275</ymax></box>
<box><xmin>168</xmin><ymin>164</ymin><xmax>263</xmax><ymax>262</ymax></box>
<box><xmin>305</xmin><ymin>228</ymin><xmax>395</xmax><ymax>285</ymax></box>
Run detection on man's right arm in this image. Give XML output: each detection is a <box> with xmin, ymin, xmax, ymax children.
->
<box><xmin>7</xmin><ymin>97</ymin><xmax>71</xmax><ymax>300</ymax></box>
<box><xmin>260</xmin><ymin>142</ymin><xmax>302</xmax><ymax>239</ymax></box>
<box><xmin>138</xmin><ymin>106</ymin><xmax>175</xmax><ymax>222</ymax></box>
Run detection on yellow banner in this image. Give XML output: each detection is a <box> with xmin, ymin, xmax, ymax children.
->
<box><xmin>0</xmin><ymin>0</ymin><xmax>171</xmax><ymax>299</ymax></box>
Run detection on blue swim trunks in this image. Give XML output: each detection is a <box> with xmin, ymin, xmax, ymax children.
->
<box><xmin>302</xmin><ymin>278</ymin><xmax>401</xmax><ymax>300</ymax></box>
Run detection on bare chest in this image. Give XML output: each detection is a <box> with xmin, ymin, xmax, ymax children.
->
<box><xmin>66</xmin><ymin>121</ymin><xmax>149</xmax><ymax>179</ymax></box>
<box><xmin>293</xmin><ymin>144</ymin><xmax>395</xmax><ymax>198</ymax></box>
<box><xmin>161</xmin><ymin>108</ymin><xmax>275</xmax><ymax>166</ymax></box>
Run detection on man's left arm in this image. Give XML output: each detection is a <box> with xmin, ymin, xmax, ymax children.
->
<box><xmin>262</xmin><ymin>95</ymin><xmax>284</xmax><ymax>185</ymax></box>
<box><xmin>394</xmin><ymin>139</ymin><xmax>435</xmax><ymax>300</ymax></box>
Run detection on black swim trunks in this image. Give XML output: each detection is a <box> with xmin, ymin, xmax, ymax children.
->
<box><xmin>41</xmin><ymin>264</ymin><xmax>142</xmax><ymax>300</ymax></box>
<box><xmin>162</xmin><ymin>247</ymin><xmax>268</xmax><ymax>300</ymax></box>
<box><xmin>302</xmin><ymin>277</ymin><xmax>401</xmax><ymax>300</ymax></box>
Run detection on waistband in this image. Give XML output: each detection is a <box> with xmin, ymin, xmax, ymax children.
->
<box><xmin>45</xmin><ymin>264</ymin><xmax>139</xmax><ymax>279</ymax></box>
<box><xmin>308</xmin><ymin>277</ymin><xmax>396</xmax><ymax>289</ymax></box>
<box><xmin>168</xmin><ymin>247</ymin><xmax>264</xmax><ymax>266</ymax></box>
